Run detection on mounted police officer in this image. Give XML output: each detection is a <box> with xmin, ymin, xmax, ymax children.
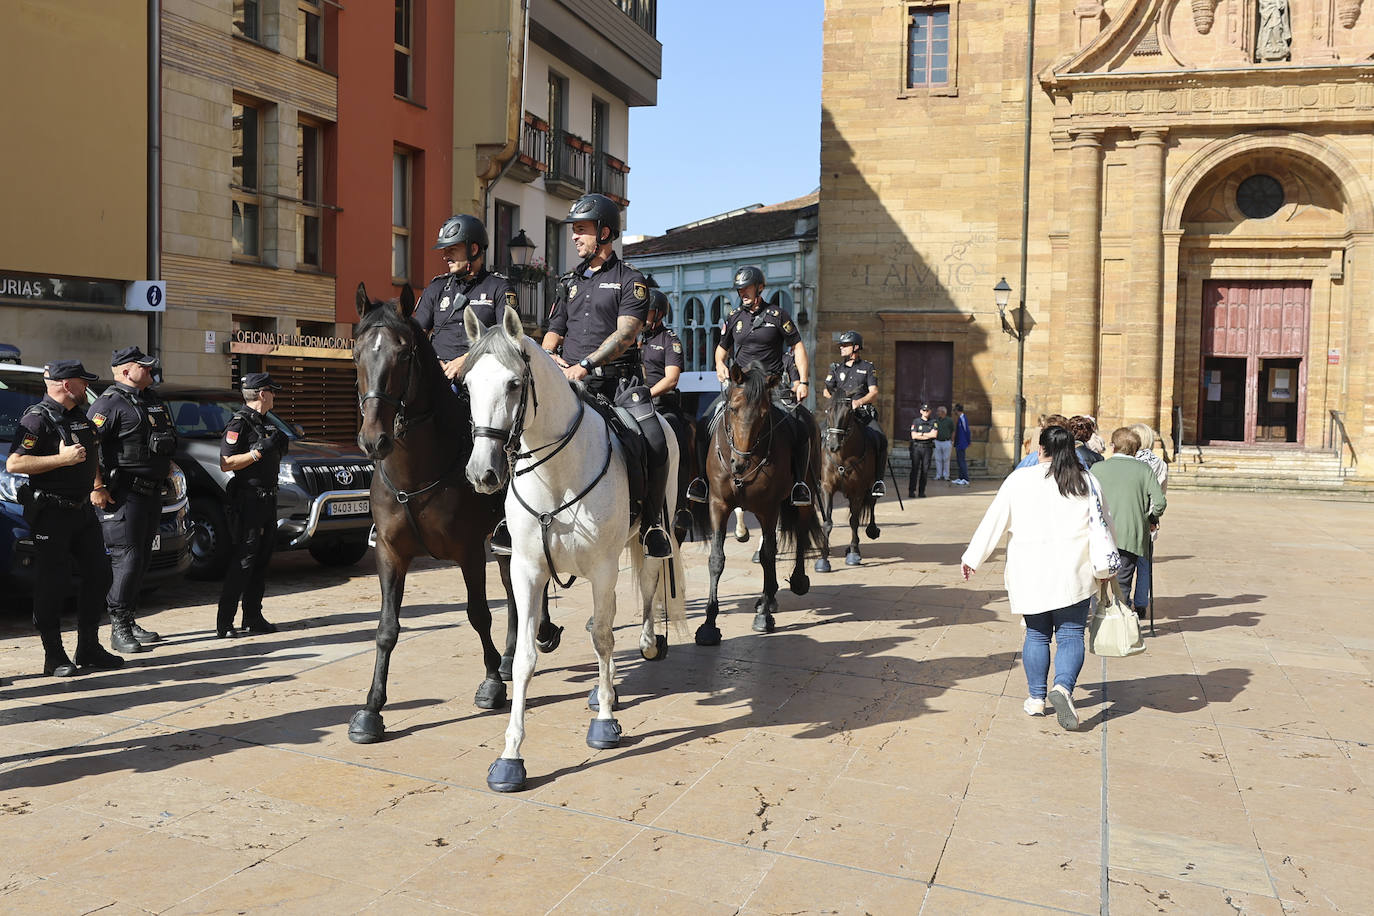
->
<box><xmin>90</xmin><ymin>346</ymin><xmax>177</xmax><ymax>654</ymax></box>
<box><xmin>216</xmin><ymin>372</ymin><xmax>289</xmax><ymax>637</ymax></box>
<box><xmin>823</xmin><ymin>331</ymin><xmax>888</xmax><ymax>498</ymax></box>
<box><xmin>686</xmin><ymin>265</ymin><xmax>815</xmax><ymax>507</ymax></box>
<box><xmin>6</xmin><ymin>361</ymin><xmax>124</xmax><ymax>677</ymax></box>
<box><xmin>541</xmin><ymin>192</ymin><xmax>671</xmax><ymax>558</ymax></box>
<box><xmin>639</xmin><ymin>287</ymin><xmax>693</xmax><ymax>533</ymax></box>
<box><xmin>413</xmin><ymin>213</ymin><xmax>518</xmax><ymax>381</ymax></box>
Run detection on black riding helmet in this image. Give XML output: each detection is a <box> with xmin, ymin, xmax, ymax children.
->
<box><xmin>433</xmin><ymin>214</ymin><xmax>488</xmax><ymax>251</ymax></box>
<box><xmin>562</xmin><ymin>193</ymin><xmax>621</xmax><ymax>242</ymax></box>
<box><xmin>733</xmin><ymin>265</ymin><xmax>766</xmax><ymax>291</ymax></box>
<box><xmin>646</xmin><ymin>288</ymin><xmax>671</xmax><ymax>323</ymax></box>
<box><xmin>838</xmin><ymin>330</ymin><xmax>863</xmax><ymax>349</ymax></box>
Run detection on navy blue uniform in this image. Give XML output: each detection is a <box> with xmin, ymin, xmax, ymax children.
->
<box><xmin>825</xmin><ymin>358</ymin><xmax>879</xmax><ymax>401</ymax></box>
<box><xmin>640</xmin><ymin>325</ymin><xmax>684</xmax><ymax>391</ymax></box>
<box><xmin>413</xmin><ymin>269</ymin><xmax>518</xmax><ymax>362</ymax></box>
<box><xmin>217</xmin><ymin>407</ymin><xmax>289</xmax><ymax>631</ymax></box>
<box><xmin>719</xmin><ymin>303</ymin><xmax>801</xmax><ymax>378</ymax></box>
<box><xmin>548</xmin><ymin>252</ymin><xmax>648</xmax><ymax>395</ymax></box>
<box><xmin>910</xmin><ymin>416</ymin><xmax>937</xmax><ymax>497</ymax></box>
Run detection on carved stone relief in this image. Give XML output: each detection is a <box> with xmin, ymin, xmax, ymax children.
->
<box><xmin>1256</xmin><ymin>0</ymin><xmax>1293</xmax><ymax>61</ymax></box>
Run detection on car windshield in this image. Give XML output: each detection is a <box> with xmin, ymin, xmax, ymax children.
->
<box><xmin>166</xmin><ymin>398</ymin><xmax>296</xmax><ymax>440</ymax></box>
<box><xmin>0</xmin><ymin>373</ymin><xmax>49</xmax><ymax>443</ymax></box>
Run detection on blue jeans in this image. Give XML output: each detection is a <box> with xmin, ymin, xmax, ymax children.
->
<box><xmin>955</xmin><ymin>447</ymin><xmax>968</xmax><ymax>481</ymax></box>
<box><xmin>1022</xmin><ymin>597</ymin><xmax>1091</xmax><ymax>698</ymax></box>
<box><xmin>1116</xmin><ymin>549</ymin><xmax>1150</xmax><ymax>610</ymax></box>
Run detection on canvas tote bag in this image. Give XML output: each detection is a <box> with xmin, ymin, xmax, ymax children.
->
<box><xmin>1087</xmin><ymin>579</ymin><xmax>1146</xmax><ymax>657</ymax></box>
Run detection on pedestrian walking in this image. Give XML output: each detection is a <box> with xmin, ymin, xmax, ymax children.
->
<box><xmin>933</xmin><ymin>406</ymin><xmax>954</xmax><ymax>481</ymax></box>
<box><xmin>953</xmin><ymin>403</ymin><xmax>971</xmax><ymax>485</ymax></box>
<box><xmin>1091</xmin><ymin>427</ymin><xmax>1166</xmax><ymax>619</ymax></box>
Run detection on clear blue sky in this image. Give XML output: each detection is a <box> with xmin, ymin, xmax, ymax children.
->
<box><xmin>626</xmin><ymin>0</ymin><xmax>823</xmax><ymax>238</ymax></box>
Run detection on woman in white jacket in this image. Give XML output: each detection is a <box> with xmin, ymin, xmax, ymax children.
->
<box><xmin>961</xmin><ymin>426</ymin><xmax>1121</xmax><ymax>730</ymax></box>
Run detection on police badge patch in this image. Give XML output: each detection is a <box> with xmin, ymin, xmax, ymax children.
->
<box><xmin>672</xmin><ymin>341</ymin><xmax>681</xmax><ymax>353</ymax></box>
<box><xmin>783</xmin><ymin>321</ymin><xmax>795</xmax><ymax>334</ymax></box>
<box><xmin>21</xmin><ymin>434</ymin><xmax>37</xmax><ymax>450</ymax></box>
<box><xmin>505</xmin><ymin>291</ymin><xmax>517</xmax><ymax>308</ymax></box>
<box><xmin>569</xmin><ymin>285</ymin><xmax>578</xmax><ymax>298</ymax></box>
<box><xmin>92</xmin><ymin>413</ymin><xmax>106</xmax><ymax>427</ymax></box>
<box><xmin>633</xmin><ymin>281</ymin><xmax>647</xmax><ymax>300</ymax></box>
<box><xmin>439</xmin><ymin>296</ymin><xmax>451</xmax><ymax>311</ymax></box>
<box><xmin>736</xmin><ymin>320</ymin><xmax>744</xmax><ymax>332</ymax></box>
<box><xmin>225</xmin><ymin>430</ymin><xmax>239</xmax><ymax>445</ymax></box>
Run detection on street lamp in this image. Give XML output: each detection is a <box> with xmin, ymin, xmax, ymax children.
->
<box><xmin>993</xmin><ymin>277</ymin><xmax>1028</xmax><ymax>463</ymax></box>
<box><xmin>508</xmin><ymin>229</ymin><xmax>536</xmax><ymax>269</ymax></box>
<box><xmin>994</xmin><ymin>277</ymin><xmax>1013</xmax><ymax>335</ymax></box>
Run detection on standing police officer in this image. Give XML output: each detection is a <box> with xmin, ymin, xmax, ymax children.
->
<box><xmin>823</xmin><ymin>331</ymin><xmax>888</xmax><ymax>498</ymax></box>
<box><xmin>909</xmin><ymin>403</ymin><xmax>938</xmax><ymax>498</ymax></box>
<box><xmin>542</xmin><ymin>192</ymin><xmax>671</xmax><ymax>558</ymax></box>
<box><xmin>413</xmin><ymin>214</ymin><xmax>518</xmax><ymax>381</ymax></box>
<box><xmin>90</xmin><ymin>346</ymin><xmax>177</xmax><ymax>654</ymax></box>
<box><xmin>216</xmin><ymin>373</ymin><xmax>289</xmax><ymax>636</ymax></box>
<box><xmin>7</xmin><ymin>361</ymin><xmax>124</xmax><ymax>676</ymax></box>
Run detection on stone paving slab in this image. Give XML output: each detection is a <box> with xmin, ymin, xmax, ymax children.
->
<box><xmin>0</xmin><ymin>481</ymin><xmax>1370</xmax><ymax>914</ymax></box>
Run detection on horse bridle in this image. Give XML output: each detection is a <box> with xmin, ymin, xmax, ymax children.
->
<box><xmin>357</xmin><ymin>332</ymin><xmax>431</xmax><ymax>440</ymax></box>
<box><xmin>720</xmin><ymin>393</ymin><xmax>779</xmax><ymax>490</ymax></box>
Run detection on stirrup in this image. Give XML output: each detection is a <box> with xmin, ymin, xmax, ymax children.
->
<box><xmin>870</xmin><ymin>480</ymin><xmax>886</xmax><ymax>498</ymax></box>
<box><xmin>490</xmin><ymin>521</ymin><xmax>514</xmax><ymax>556</ymax></box>
<box><xmin>790</xmin><ymin>482</ymin><xmax>812</xmax><ymax>507</ymax></box>
<box><xmin>685</xmin><ymin>478</ymin><xmax>709</xmax><ymax>504</ymax></box>
<box><xmin>642</xmin><ymin>526</ymin><xmax>672</xmax><ymax>559</ymax></box>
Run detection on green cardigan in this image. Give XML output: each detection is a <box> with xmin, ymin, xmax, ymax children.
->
<box><xmin>1090</xmin><ymin>455</ymin><xmax>1167</xmax><ymax>557</ymax></box>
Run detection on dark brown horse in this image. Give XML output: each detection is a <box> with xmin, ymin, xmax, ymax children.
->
<box><xmin>695</xmin><ymin>362</ymin><xmax>822</xmax><ymax>644</ymax></box>
<box><xmin>816</xmin><ymin>395</ymin><xmax>882</xmax><ymax>572</ymax></box>
<box><xmin>348</xmin><ymin>283</ymin><xmax>559</xmax><ymax>743</ymax></box>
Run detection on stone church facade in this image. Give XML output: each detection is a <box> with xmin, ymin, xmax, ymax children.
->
<box><xmin>821</xmin><ymin>0</ymin><xmax>1373</xmax><ymax>475</ymax></box>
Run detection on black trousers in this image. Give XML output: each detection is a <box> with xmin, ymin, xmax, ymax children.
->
<box><xmin>909</xmin><ymin>445</ymin><xmax>934</xmax><ymax>496</ymax></box>
<box><xmin>27</xmin><ymin>503</ymin><xmax>111</xmax><ymax>634</ymax></box>
<box><xmin>101</xmin><ymin>488</ymin><xmax>161</xmax><ymax>623</ymax></box>
<box><xmin>218</xmin><ymin>490</ymin><xmax>277</xmax><ymax>626</ymax></box>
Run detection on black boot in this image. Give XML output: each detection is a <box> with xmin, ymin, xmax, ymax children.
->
<box><xmin>242</xmin><ymin>615</ymin><xmax>278</xmax><ymax>635</ymax></box>
<box><xmin>39</xmin><ymin>631</ymin><xmax>78</xmax><ymax>678</ymax></box>
<box><xmin>490</xmin><ymin>520</ymin><xmax>513</xmax><ymax>556</ymax></box>
<box><xmin>110</xmin><ymin>619</ymin><xmax>147</xmax><ymax>654</ymax></box>
<box><xmin>75</xmin><ymin>629</ymin><xmax>125</xmax><ymax>671</ymax></box>
<box><xmin>130</xmin><ymin>621</ymin><xmax>162</xmax><ymax>644</ymax></box>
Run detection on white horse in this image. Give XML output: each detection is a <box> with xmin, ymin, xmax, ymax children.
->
<box><xmin>462</xmin><ymin>305</ymin><xmax>686</xmax><ymax>793</ymax></box>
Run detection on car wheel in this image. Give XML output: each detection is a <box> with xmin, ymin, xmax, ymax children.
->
<box><xmin>187</xmin><ymin>497</ymin><xmax>232</xmax><ymax>580</ymax></box>
<box><xmin>308</xmin><ymin>538</ymin><xmax>369</xmax><ymax>567</ymax></box>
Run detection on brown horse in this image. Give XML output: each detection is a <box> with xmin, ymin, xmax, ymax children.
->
<box><xmin>816</xmin><ymin>396</ymin><xmax>882</xmax><ymax>572</ymax></box>
<box><xmin>348</xmin><ymin>283</ymin><xmax>559</xmax><ymax>744</ymax></box>
<box><xmin>695</xmin><ymin>362</ymin><xmax>822</xmax><ymax>644</ymax></box>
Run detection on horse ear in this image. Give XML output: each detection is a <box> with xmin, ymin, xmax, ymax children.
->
<box><xmin>765</xmin><ymin>373</ymin><xmax>781</xmax><ymax>390</ymax></box>
<box><xmin>355</xmin><ymin>282</ymin><xmax>372</xmax><ymax>319</ymax></box>
<box><xmin>397</xmin><ymin>284</ymin><xmax>416</xmax><ymax>319</ymax></box>
<box><xmin>463</xmin><ymin>306</ymin><xmax>483</xmax><ymax>343</ymax></box>
<box><xmin>502</xmin><ymin>304</ymin><xmax>523</xmax><ymax>339</ymax></box>
<box><xmin>728</xmin><ymin>363</ymin><xmax>745</xmax><ymax>385</ymax></box>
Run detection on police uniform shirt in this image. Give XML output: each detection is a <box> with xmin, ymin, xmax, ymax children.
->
<box><xmin>413</xmin><ymin>269</ymin><xmax>518</xmax><ymax>362</ymax></box>
<box><xmin>911</xmin><ymin>415</ymin><xmax>937</xmax><ymax>448</ymax></box>
<box><xmin>220</xmin><ymin>408</ymin><xmax>282</xmax><ymax>488</ymax></box>
<box><xmin>547</xmin><ymin>252</ymin><xmax>649</xmax><ymax>364</ymax></box>
<box><xmin>90</xmin><ymin>383</ymin><xmax>176</xmax><ymax>480</ymax></box>
<box><xmin>719</xmin><ymin>303</ymin><xmax>801</xmax><ymax>377</ymax></box>
<box><xmin>640</xmin><ymin>325</ymin><xmax>684</xmax><ymax>388</ymax></box>
<box><xmin>8</xmin><ymin>396</ymin><xmax>99</xmax><ymax>499</ymax></box>
<box><xmin>825</xmin><ymin>358</ymin><xmax>879</xmax><ymax>400</ymax></box>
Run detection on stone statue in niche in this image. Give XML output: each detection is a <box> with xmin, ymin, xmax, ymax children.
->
<box><xmin>1256</xmin><ymin>0</ymin><xmax>1292</xmax><ymax>61</ymax></box>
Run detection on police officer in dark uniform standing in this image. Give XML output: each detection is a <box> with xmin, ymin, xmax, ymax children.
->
<box><xmin>541</xmin><ymin>192</ymin><xmax>672</xmax><ymax>558</ymax></box>
<box><xmin>216</xmin><ymin>373</ymin><xmax>289</xmax><ymax>637</ymax></box>
<box><xmin>686</xmin><ymin>265</ymin><xmax>815</xmax><ymax>507</ymax></box>
<box><xmin>909</xmin><ymin>403</ymin><xmax>938</xmax><ymax>498</ymax></box>
<box><xmin>7</xmin><ymin>361</ymin><xmax>124</xmax><ymax>676</ymax></box>
<box><xmin>412</xmin><ymin>214</ymin><xmax>518</xmax><ymax>381</ymax></box>
<box><xmin>823</xmin><ymin>331</ymin><xmax>888</xmax><ymax>498</ymax></box>
<box><xmin>90</xmin><ymin>346</ymin><xmax>177</xmax><ymax>654</ymax></box>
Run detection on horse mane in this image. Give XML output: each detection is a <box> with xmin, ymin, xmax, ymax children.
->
<box><xmin>738</xmin><ymin>361</ymin><xmax>769</xmax><ymax>406</ymax></box>
<box><xmin>356</xmin><ymin>299</ymin><xmax>440</xmax><ymax>366</ymax></box>
<box><xmin>460</xmin><ymin>318</ymin><xmax>526</xmax><ymax>379</ymax></box>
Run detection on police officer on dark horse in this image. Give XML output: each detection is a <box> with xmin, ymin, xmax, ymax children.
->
<box><xmin>822</xmin><ymin>330</ymin><xmax>888</xmax><ymax>501</ymax></box>
<box><xmin>638</xmin><ymin>286</ymin><xmax>695</xmax><ymax>541</ymax></box>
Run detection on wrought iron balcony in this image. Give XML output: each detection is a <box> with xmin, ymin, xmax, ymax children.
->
<box><xmin>610</xmin><ymin>0</ymin><xmax>655</xmax><ymax>36</ymax></box>
<box><xmin>546</xmin><ymin>129</ymin><xmax>589</xmax><ymax>200</ymax></box>
<box><xmin>509</xmin><ymin>113</ymin><xmax>550</xmax><ymax>183</ymax></box>
<box><xmin>590</xmin><ymin>152</ymin><xmax>630</xmax><ymax>207</ymax></box>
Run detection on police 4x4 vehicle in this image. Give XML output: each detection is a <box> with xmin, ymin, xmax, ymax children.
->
<box><xmin>160</xmin><ymin>385</ymin><xmax>374</xmax><ymax>579</ymax></box>
<box><xmin>0</xmin><ymin>365</ymin><xmax>191</xmax><ymax>595</ymax></box>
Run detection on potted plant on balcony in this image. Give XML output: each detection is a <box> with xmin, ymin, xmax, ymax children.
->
<box><xmin>509</xmin><ymin>257</ymin><xmax>553</xmax><ymax>285</ymax></box>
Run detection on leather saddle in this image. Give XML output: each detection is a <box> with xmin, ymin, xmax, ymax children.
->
<box><xmin>580</xmin><ymin>385</ymin><xmax>666</xmax><ymax>524</ymax></box>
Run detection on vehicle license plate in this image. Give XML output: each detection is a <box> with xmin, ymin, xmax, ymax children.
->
<box><xmin>151</xmin><ymin>535</ymin><xmax>161</xmax><ymax>551</ymax></box>
<box><xmin>328</xmin><ymin>499</ymin><xmax>370</xmax><ymax>516</ymax></box>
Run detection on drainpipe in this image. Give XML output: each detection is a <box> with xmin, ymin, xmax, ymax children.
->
<box><xmin>1012</xmin><ymin>0</ymin><xmax>1036</xmax><ymax>464</ymax></box>
<box><xmin>147</xmin><ymin>0</ymin><xmax>162</xmax><ymax>357</ymax></box>
<box><xmin>480</xmin><ymin>0</ymin><xmax>530</xmax><ymax>225</ymax></box>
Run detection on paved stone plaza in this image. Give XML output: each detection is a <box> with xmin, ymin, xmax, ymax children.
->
<box><xmin>0</xmin><ymin>483</ymin><xmax>1370</xmax><ymax>914</ymax></box>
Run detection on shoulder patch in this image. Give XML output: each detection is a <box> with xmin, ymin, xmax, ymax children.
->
<box><xmin>504</xmin><ymin>290</ymin><xmax>517</xmax><ymax>308</ymax></box>
<box><xmin>632</xmin><ymin>281</ymin><xmax>647</xmax><ymax>301</ymax></box>
<box><xmin>21</xmin><ymin>434</ymin><xmax>37</xmax><ymax>450</ymax></box>
<box><xmin>225</xmin><ymin>429</ymin><xmax>239</xmax><ymax>445</ymax></box>
<box><xmin>672</xmin><ymin>341</ymin><xmax>682</xmax><ymax>353</ymax></box>
<box><xmin>782</xmin><ymin>320</ymin><xmax>795</xmax><ymax>334</ymax></box>
<box><xmin>92</xmin><ymin>413</ymin><xmax>106</xmax><ymax>427</ymax></box>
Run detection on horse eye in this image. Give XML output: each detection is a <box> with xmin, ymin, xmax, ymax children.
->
<box><xmin>506</xmin><ymin>378</ymin><xmax>522</xmax><ymax>392</ymax></box>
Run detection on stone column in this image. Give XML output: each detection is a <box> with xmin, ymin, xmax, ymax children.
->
<box><xmin>1126</xmin><ymin>128</ymin><xmax>1167</xmax><ymax>431</ymax></box>
<box><xmin>1060</xmin><ymin>130</ymin><xmax>1103</xmax><ymax>417</ymax></box>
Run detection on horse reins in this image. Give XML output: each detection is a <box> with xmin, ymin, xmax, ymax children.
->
<box><xmin>720</xmin><ymin>397</ymin><xmax>781</xmax><ymax>490</ymax></box>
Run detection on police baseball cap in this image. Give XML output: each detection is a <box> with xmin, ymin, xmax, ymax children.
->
<box><xmin>919</xmin><ymin>403</ymin><xmax>931</xmax><ymax>410</ymax></box>
<box><xmin>44</xmin><ymin>359</ymin><xmax>99</xmax><ymax>382</ymax></box>
<box><xmin>241</xmin><ymin>372</ymin><xmax>283</xmax><ymax>391</ymax></box>
<box><xmin>111</xmin><ymin>345</ymin><xmax>160</xmax><ymax>368</ymax></box>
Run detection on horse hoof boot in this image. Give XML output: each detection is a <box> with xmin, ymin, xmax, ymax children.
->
<box><xmin>694</xmin><ymin>623</ymin><xmax>722</xmax><ymax>647</ymax></box>
<box><xmin>498</xmin><ymin>654</ymin><xmax>514</xmax><ymax>682</ymax></box>
<box><xmin>586</xmin><ymin>717</ymin><xmax>622</xmax><ymax>749</ymax></box>
<box><xmin>789</xmin><ymin>574</ymin><xmax>811</xmax><ymax>596</ymax></box>
<box><xmin>487</xmin><ymin>757</ymin><xmax>526</xmax><ymax>793</ymax></box>
<box><xmin>474</xmin><ymin>677</ymin><xmax>507</xmax><ymax>710</ymax></box>
<box><xmin>845</xmin><ymin>551</ymin><xmax>862</xmax><ymax>566</ymax></box>
<box><xmin>751</xmin><ymin>549</ymin><xmax>761</xmax><ymax>564</ymax></box>
<box><xmin>537</xmin><ymin>623</ymin><xmax>564</xmax><ymax>654</ymax></box>
<box><xmin>752</xmin><ymin>612</ymin><xmax>776</xmax><ymax>633</ymax></box>
<box><xmin>348</xmin><ymin>709</ymin><xmax>385</xmax><ymax>744</ymax></box>
<box><xmin>866</xmin><ymin>523</ymin><xmax>881</xmax><ymax>540</ymax></box>
<box><xmin>587</xmin><ymin>687</ymin><xmax>619</xmax><ymax>711</ymax></box>
<box><xmin>734</xmin><ymin>526</ymin><xmax>750</xmax><ymax>544</ymax></box>
<box><xmin>815</xmin><ymin>556</ymin><xmax>832</xmax><ymax>573</ymax></box>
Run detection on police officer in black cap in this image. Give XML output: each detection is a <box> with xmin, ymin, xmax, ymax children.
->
<box><xmin>686</xmin><ymin>265</ymin><xmax>815</xmax><ymax>507</ymax></box>
<box><xmin>216</xmin><ymin>372</ymin><xmax>289</xmax><ymax>636</ymax></box>
<box><xmin>7</xmin><ymin>361</ymin><xmax>124</xmax><ymax>676</ymax></box>
<box><xmin>542</xmin><ymin>192</ymin><xmax>671</xmax><ymax>558</ymax></box>
<box><xmin>823</xmin><ymin>331</ymin><xmax>888</xmax><ymax>498</ymax></box>
<box><xmin>90</xmin><ymin>345</ymin><xmax>178</xmax><ymax>654</ymax></box>
<box><xmin>909</xmin><ymin>403</ymin><xmax>938</xmax><ymax>498</ymax></box>
<box><xmin>413</xmin><ymin>214</ymin><xmax>518</xmax><ymax>381</ymax></box>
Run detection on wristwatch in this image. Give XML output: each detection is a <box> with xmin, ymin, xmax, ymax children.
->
<box><xmin>579</xmin><ymin>358</ymin><xmax>594</xmax><ymax>371</ymax></box>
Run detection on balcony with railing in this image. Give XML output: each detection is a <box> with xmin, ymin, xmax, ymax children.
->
<box><xmin>509</xmin><ymin>112</ymin><xmax>550</xmax><ymax>183</ymax></box>
<box><xmin>590</xmin><ymin>152</ymin><xmax>630</xmax><ymax>207</ymax></box>
<box><xmin>546</xmin><ymin>129</ymin><xmax>589</xmax><ymax>200</ymax></box>
<box><xmin>610</xmin><ymin>0</ymin><xmax>656</xmax><ymax>36</ymax></box>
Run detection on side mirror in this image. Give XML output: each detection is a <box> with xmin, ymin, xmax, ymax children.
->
<box><xmin>290</xmin><ymin>423</ymin><xmax>306</xmax><ymax>439</ymax></box>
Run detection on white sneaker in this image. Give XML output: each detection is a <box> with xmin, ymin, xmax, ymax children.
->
<box><xmin>1023</xmin><ymin>697</ymin><xmax>1045</xmax><ymax>716</ymax></box>
<box><xmin>955</xmin><ymin>479</ymin><xmax>969</xmax><ymax>486</ymax></box>
<box><xmin>1048</xmin><ymin>684</ymin><xmax>1079</xmax><ymax>730</ymax></box>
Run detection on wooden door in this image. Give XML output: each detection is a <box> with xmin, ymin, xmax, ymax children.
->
<box><xmin>894</xmin><ymin>341</ymin><xmax>953</xmax><ymax>440</ymax></box>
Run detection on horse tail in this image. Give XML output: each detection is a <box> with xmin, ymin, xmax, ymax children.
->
<box><xmin>779</xmin><ymin>496</ymin><xmax>824</xmax><ymax>559</ymax></box>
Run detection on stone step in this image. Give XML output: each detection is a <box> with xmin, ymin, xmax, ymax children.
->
<box><xmin>1170</xmin><ymin>477</ymin><xmax>1374</xmax><ymax>501</ymax></box>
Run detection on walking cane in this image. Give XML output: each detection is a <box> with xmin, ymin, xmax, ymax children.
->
<box><xmin>1146</xmin><ymin>524</ymin><xmax>1157</xmax><ymax>637</ymax></box>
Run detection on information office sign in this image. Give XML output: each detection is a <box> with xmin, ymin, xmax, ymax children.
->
<box><xmin>229</xmin><ymin>329</ymin><xmax>354</xmax><ymax>360</ymax></box>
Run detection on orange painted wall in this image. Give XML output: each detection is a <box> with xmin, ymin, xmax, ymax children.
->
<box><xmin>334</xmin><ymin>0</ymin><xmax>454</xmax><ymax>323</ymax></box>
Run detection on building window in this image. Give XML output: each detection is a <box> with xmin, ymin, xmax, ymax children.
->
<box><xmin>297</xmin><ymin>122</ymin><xmax>323</xmax><ymax>269</ymax></box>
<box><xmin>392</xmin><ymin>150</ymin><xmax>411</xmax><ymax>282</ymax></box>
<box><xmin>493</xmin><ymin>202</ymin><xmax>517</xmax><ymax>270</ymax></box>
<box><xmin>544</xmin><ymin>218</ymin><xmax>563</xmax><ymax>276</ymax></box>
<box><xmin>903</xmin><ymin>3</ymin><xmax>958</xmax><ymax>95</ymax></box>
<box><xmin>682</xmin><ymin>297</ymin><xmax>706</xmax><ymax>372</ymax></box>
<box><xmin>233</xmin><ymin>0</ymin><xmax>260</xmax><ymax>41</ymax></box>
<box><xmin>589</xmin><ymin>98</ymin><xmax>609</xmax><ymax>193</ymax></box>
<box><xmin>298</xmin><ymin>1</ymin><xmax>324</xmax><ymax>65</ymax></box>
<box><xmin>394</xmin><ymin>0</ymin><xmax>413</xmax><ymax>99</ymax></box>
<box><xmin>232</xmin><ymin>101</ymin><xmax>262</xmax><ymax>260</ymax></box>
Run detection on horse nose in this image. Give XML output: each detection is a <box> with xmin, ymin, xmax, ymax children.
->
<box><xmin>731</xmin><ymin>459</ymin><xmax>748</xmax><ymax>475</ymax></box>
<box><xmin>480</xmin><ymin>468</ymin><xmax>499</xmax><ymax>490</ymax></box>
